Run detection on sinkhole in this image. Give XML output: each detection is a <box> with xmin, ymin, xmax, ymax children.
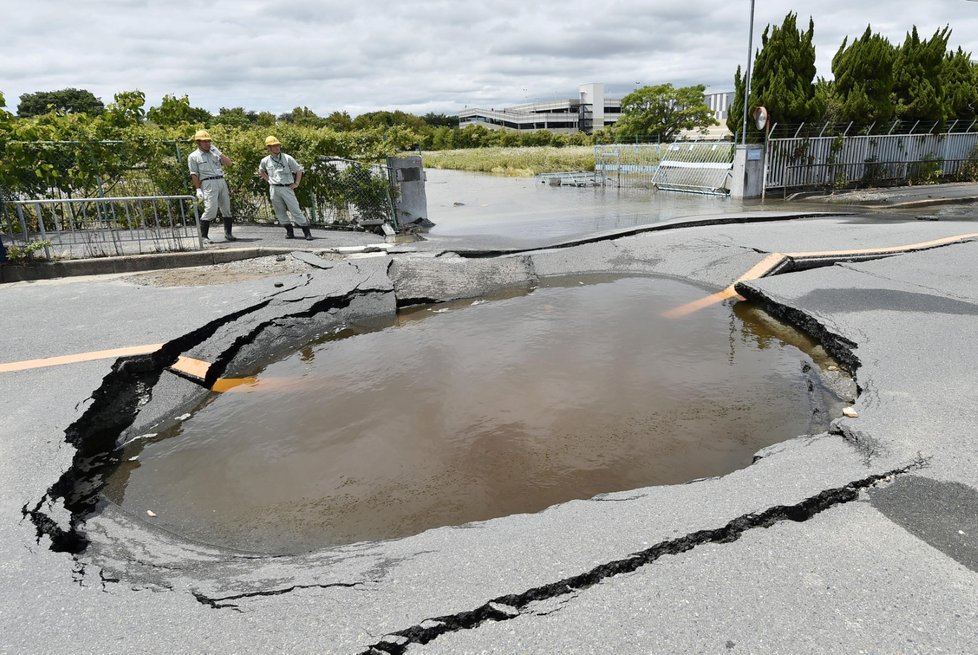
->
<box><xmin>103</xmin><ymin>275</ymin><xmax>849</xmax><ymax>554</ymax></box>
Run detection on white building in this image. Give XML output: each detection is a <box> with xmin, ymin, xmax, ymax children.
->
<box><xmin>459</xmin><ymin>83</ymin><xmax>734</xmax><ymax>135</ymax></box>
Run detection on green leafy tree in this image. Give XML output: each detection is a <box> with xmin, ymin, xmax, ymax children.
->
<box><xmin>893</xmin><ymin>26</ymin><xmax>951</xmax><ymax>123</ymax></box>
<box><xmin>17</xmin><ymin>88</ymin><xmax>105</xmax><ymax>117</ymax></box>
<box><xmin>323</xmin><ymin>110</ymin><xmax>354</xmax><ymax>131</ymax></box>
<box><xmin>278</xmin><ymin>106</ymin><xmax>322</xmax><ymax>127</ymax></box>
<box><xmin>832</xmin><ymin>27</ymin><xmax>896</xmax><ymax>124</ymax></box>
<box><xmin>254</xmin><ymin>111</ymin><xmax>276</xmax><ymax>127</ymax></box>
<box><xmin>351</xmin><ymin>110</ymin><xmax>428</xmax><ymax>132</ymax></box>
<box><xmin>728</xmin><ymin>13</ymin><xmax>820</xmax><ymax>139</ymax></box>
<box><xmin>214</xmin><ymin>107</ymin><xmax>253</xmax><ymax>129</ymax></box>
<box><xmin>614</xmin><ymin>83</ymin><xmax>716</xmax><ymax>142</ymax></box>
<box><xmin>147</xmin><ymin>94</ymin><xmax>212</xmax><ymax>127</ymax></box>
<box><xmin>101</xmin><ymin>90</ymin><xmax>146</xmax><ymax>128</ymax></box>
<box><xmin>421</xmin><ymin>113</ymin><xmax>460</xmax><ymax>128</ymax></box>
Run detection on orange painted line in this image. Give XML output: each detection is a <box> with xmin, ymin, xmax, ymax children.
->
<box><xmin>784</xmin><ymin>232</ymin><xmax>978</xmax><ymax>259</ymax></box>
<box><xmin>665</xmin><ymin>231</ymin><xmax>978</xmax><ymax>319</ymax></box>
<box><xmin>663</xmin><ymin>252</ymin><xmax>786</xmax><ymax>318</ymax></box>
<box><xmin>0</xmin><ymin>344</ymin><xmax>164</xmax><ymax>373</ymax></box>
<box><xmin>169</xmin><ymin>356</ymin><xmax>212</xmax><ymax>381</ymax></box>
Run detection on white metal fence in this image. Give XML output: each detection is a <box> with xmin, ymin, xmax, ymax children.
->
<box><xmin>2</xmin><ymin>195</ymin><xmax>202</xmax><ymax>260</ymax></box>
<box><xmin>652</xmin><ymin>141</ymin><xmax>735</xmax><ymax>195</ymax></box>
<box><xmin>766</xmin><ymin>125</ymin><xmax>978</xmax><ymax>192</ymax></box>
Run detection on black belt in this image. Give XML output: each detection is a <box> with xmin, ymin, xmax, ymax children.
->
<box><xmin>272</xmin><ymin>183</ymin><xmax>292</xmax><ymax>187</ymax></box>
<box><xmin>201</xmin><ymin>176</ymin><xmax>224</xmax><ymax>181</ymax></box>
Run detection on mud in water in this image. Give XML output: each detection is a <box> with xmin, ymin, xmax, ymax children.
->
<box><xmin>104</xmin><ymin>276</ymin><xmax>846</xmax><ymax>553</ymax></box>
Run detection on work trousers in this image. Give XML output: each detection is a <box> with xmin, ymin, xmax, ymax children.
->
<box><xmin>269</xmin><ymin>185</ymin><xmax>309</xmax><ymax>226</ymax></box>
<box><xmin>200</xmin><ymin>177</ymin><xmax>232</xmax><ymax>223</ymax></box>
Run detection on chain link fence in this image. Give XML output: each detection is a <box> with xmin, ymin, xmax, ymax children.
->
<box><xmin>0</xmin><ymin>140</ymin><xmax>398</xmax><ymax>260</ymax></box>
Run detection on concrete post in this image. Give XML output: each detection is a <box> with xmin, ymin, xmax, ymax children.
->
<box><xmin>730</xmin><ymin>144</ymin><xmax>765</xmax><ymax>199</ymax></box>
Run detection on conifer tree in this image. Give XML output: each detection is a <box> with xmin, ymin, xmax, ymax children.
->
<box><xmin>892</xmin><ymin>26</ymin><xmax>951</xmax><ymax>123</ymax></box>
<box><xmin>941</xmin><ymin>47</ymin><xmax>978</xmax><ymax>123</ymax></box>
<box><xmin>831</xmin><ymin>27</ymin><xmax>896</xmax><ymax>124</ymax></box>
<box><xmin>726</xmin><ymin>13</ymin><xmax>820</xmax><ymax>140</ymax></box>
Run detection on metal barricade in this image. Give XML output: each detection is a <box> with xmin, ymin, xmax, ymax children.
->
<box><xmin>2</xmin><ymin>195</ymin><xmax>202</xmax><ymax>260</ymax></box>
<box><xmin>594</xmin><ymin>144</ymin><xmax>664</xmax><ymax>188</ymax></box>
<box><xmin>652</xmin><ymin>141</ymin><xmax>735</xmax><ymax>195</ymax></box>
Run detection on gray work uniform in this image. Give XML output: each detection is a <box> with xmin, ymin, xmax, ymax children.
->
<box><xmin>258</xmin><ymin>152</ymin><xmax>309</xmax><ymax>226</ymax></box>
<box><xmin>188</xmin><ymin>147</ymin><xmax>231</xmax><ymax>223</ymax></box>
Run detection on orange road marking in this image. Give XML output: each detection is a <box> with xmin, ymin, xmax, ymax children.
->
<box><xmin>169</xmin><ymin>356</ymin><xmax>212</xmax><ymax>381</ymax></box>
<box><xmin>664</xmin><ymin>231</ymin><xmax>978</xmax><ymax>319</ymax></box>
<box><xmin>783</xmin><ymin>232</ymin><xmax>978</xmax><ymax>258</ymax></box>
<box><xmin>663</xmin><ymin>252</ymin><xmax>786</xmax><ymax>319</ymax></box>
<box><xmin>0</xmin><ymin>344</ymin><xmax>164</xmax><ymax>373</ymax></box>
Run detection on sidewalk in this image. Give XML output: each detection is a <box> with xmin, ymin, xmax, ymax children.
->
<box><xmin>0</xmin><ymin>223</ymin><xmax>389</xmax><ymax>282</ymax></box>
<box><xmin>801</xmin><ymin>180</ymin><xmax>978</xmax><ymax>208</ymax></box>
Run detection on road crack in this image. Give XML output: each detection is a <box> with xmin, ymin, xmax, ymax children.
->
<box><xmin>358</xmin><ymin>461</ymin><xmax>925</xmax><ymax>655</ymax></box>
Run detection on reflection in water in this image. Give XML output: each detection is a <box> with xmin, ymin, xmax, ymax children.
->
<box><xmin>104</xmin><ymin>276</ymin><xmax>845</xmax><ymax>554</ymax></box>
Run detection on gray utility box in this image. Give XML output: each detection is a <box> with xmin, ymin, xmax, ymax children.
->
<box><xmin>387</xmin><ymin>156</ymin><xmax>430</xmax><ymax>230</ymax></box>
<box><xmin>730</xmin><ymin>144</ymin><xmax>765</xmax><ymax>199</ymax></box>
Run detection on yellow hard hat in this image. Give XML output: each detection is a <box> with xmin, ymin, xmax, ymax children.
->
<box><xmin>193</xmin><ymin>129</ymin><xmax>212</xmax><ymax>142</ymax></box>
<box><xmin>264</xmin><ymin>136</ymin><xmax>281</xmax><ymax>146</ymax></box>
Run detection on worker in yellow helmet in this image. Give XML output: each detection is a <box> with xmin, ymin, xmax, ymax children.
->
<box><xmin>258</xmin><ymin>136</ymin><xmax>312</xmax><ymax>240</ymax></box>
<box><xmin>188</xmin><ymin>129</ymin><xmax>236</xmax><ymax>242</ymax></box>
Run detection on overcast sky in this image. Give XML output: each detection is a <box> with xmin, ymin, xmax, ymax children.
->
<box><xmin>3</xmin><ymin>0</ymin><xmax>977</xmax><ymax>117</ymax></box>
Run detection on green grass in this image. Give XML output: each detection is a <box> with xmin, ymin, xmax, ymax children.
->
<box><xmin>419</xmin><ymin>146</ymin><xmax>596</xmax><ymax>176</ymax></box>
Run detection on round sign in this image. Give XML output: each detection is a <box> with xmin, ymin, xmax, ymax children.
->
<box><xmin>752</xmin><ymin>106</ymin><xmax>769</xmax><ymax>131</ymax></box>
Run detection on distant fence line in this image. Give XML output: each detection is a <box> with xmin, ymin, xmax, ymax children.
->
<box><xmin>594</xmin><ymin>122</ymin><xmax>978</xmax><ymax>194</ymax></box>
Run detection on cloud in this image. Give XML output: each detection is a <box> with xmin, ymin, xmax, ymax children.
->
<box><xmin>2</xmin><ymin>0</ymin><xmax>977</xmax><ymax>116</ymax></box>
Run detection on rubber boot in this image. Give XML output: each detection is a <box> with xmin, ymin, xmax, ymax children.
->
<box><xmin>223</xmin><ymin>216</ymin><xmax>237</xmax><ymax>241</ymax></box>
<box><xmin>200</xmin><ymin>220</ymin><xmax>211</xmax><ymax>243</ymax></box>
<box><xmin>301</xmin><ymin>225</ymin><xmax>313</xmax><ymax>241</ymax></box>
<box><xmin>284</xmin><ymin>224</ymin><xmax>295</xmax><ymax>239</ymax></box>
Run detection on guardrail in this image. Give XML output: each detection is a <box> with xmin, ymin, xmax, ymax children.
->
<box><xmin>2</xmin><ymin>195</ymin><xmax>202</xmax><ymax>260</ymax></box>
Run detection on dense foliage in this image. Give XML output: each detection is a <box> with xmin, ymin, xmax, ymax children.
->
<box><xmin>613</xmin><ymin>84</ymin><xmax>717</xmax><ymax>142</ymax></box>
<box><xmin>728</xmin><ymin>13</ymin><xmax>820</xmax><ymax>139</ymax></box>
<box><xmin>0</xmin><ymin>90</ymin><xmax>419</xmax><ymax>216</ymax></box>
<box><xmin>17</xmin><ymin>88</ymin><xmax>105</xmax><ymax>117</ymax></box>
<box><xmin>730</xmin><ymin>15</ymin><xmax>978</xmax><ymax>140</ymax></box>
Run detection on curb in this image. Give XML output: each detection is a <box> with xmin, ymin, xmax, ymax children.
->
<box><xmin>0</xmin><ymin>247</ymin><xmax>297</xmax><ymax>283</ymax></box>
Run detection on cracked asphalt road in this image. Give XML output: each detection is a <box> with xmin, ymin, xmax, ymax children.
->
<box><xmin>2</xmin><ymin>205</ymin><xmax>978</xmax><ymax>654</ymax></box>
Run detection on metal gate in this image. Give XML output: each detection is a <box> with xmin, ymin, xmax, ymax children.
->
<box><xmin>652</xmin><ymin>141</ymin><xmax>734</xmax><ymax>195</ymax></box>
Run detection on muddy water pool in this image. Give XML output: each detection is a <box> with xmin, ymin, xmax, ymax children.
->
<box><xmin>105</xmin><ymin>276</ymin><xmax>846</xmax><ymax>554</ymax></box>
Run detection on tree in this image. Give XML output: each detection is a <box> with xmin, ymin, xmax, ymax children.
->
<box><xmin>146</xmin><ymin>94</ymin><xmax>212</xmax><ymax>127</ymax></box>
<box><xmin>278</xmin><ymin>106</ymin><xmax>322</xmax><ymax>126</ymax></box>
<box><xmin>351</xmin><ymin>110</ymin><xmax>427</xmax><ymax>132</ymax></box>
<box><xmin>17</xmin><ymin>88</ymin><xmax>105</xmax><ymax>117</ymax></box>
<box><xmin>728</xmin><ymin>13</ymin><xmax>820</xmax><ymax>138</ymax></box>
<box><xmin>421</xmin><ymin>113</ymin><xmax>459</xmax><ymax>129</ymax></box>
<box><xmin>214</xmin><ymin>107</ymin><xmax>253</xmax><ymax>129</ymax></box>
<box><xmin>941</xmin><ymin>47</ymin><xmax>978</xmax><ymax>122</ymax></box>
<box><xmin>323</xmin><ymin>110</ymin><xmax>354</xmax><ymax>131</ymax></box>
<box><xmin>832</xmin><ymin>26</ymin><xmax>896</xmax><ymax>124</ymax></box>
<box><xmin>613</xmin><ymin>83</ymin><xmax>716</xmax><ymax>142</ymax></box>
<box><xmin>893</xmin><ymin>26</ymin><xmax>950</xmax><ymax>123</ymax></box>
<box><xmin>102</xmin><ymin>90</ymin><xmax>146</xmax><ymax>128</ymax></box>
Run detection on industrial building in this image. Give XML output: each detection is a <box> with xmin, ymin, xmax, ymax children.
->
<box><xmin>459</xmin><ymin>83</ymin><xmax>734</xmax><ymax>135</ymax></box>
